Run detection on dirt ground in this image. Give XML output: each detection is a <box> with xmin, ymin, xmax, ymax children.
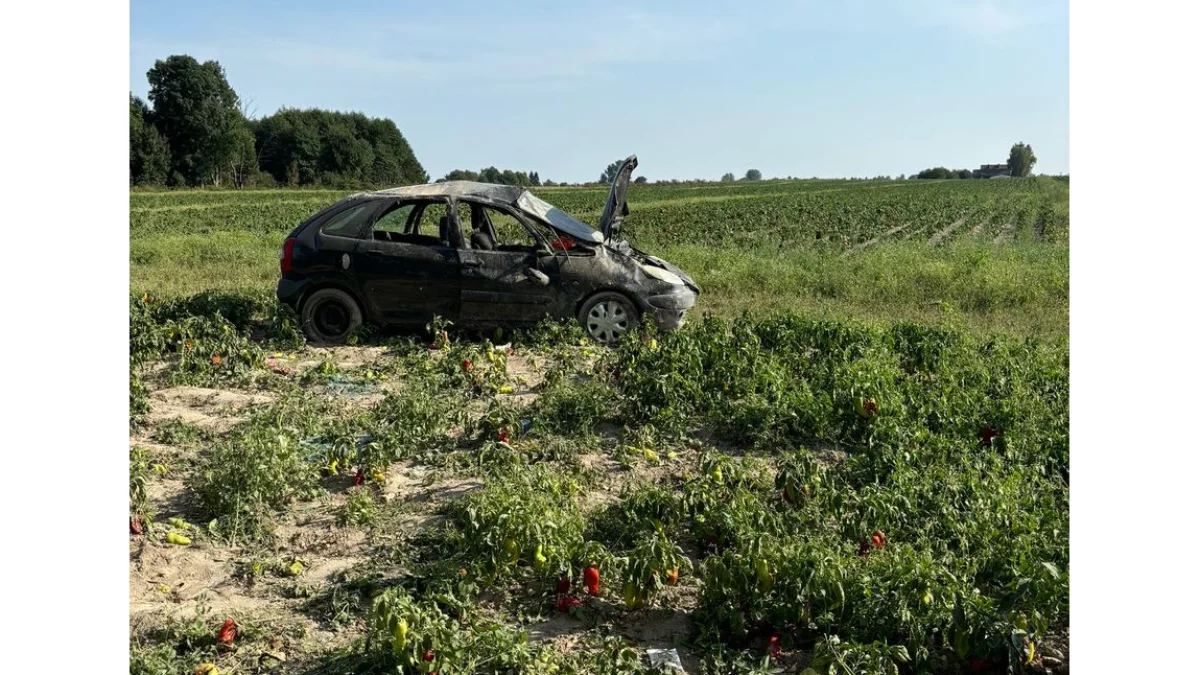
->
<box><xmin>129</xmin><ymin>344</ymin><xmax>713</xmax><ymax>671</ymax></box>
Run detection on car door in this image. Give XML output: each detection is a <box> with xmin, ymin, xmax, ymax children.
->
<box><xmin>307</xmin><ymin>200</ymin><xmax>384</xmax><ymax>278</ymax></box>
<box><xmin>353</xmin><ymin>199</ymin><xmax>461</xmax><ymax>325</ymax></box>
<box><xmin>453</xmin><ymin>200</ymin><xmax>559</xmax><ymax>325</ymax></box>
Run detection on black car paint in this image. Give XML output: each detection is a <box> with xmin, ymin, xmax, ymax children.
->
<box><xmin>278</xmin><ymin>172</ymin><xmax>698</xmax><ymax>334</ymax></box>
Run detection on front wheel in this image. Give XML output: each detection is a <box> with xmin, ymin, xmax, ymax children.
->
<box><xmin>301</xmin><ymin>288</ymin><xmax>363</xmax><ymax>345</ymax></box>
<box><xmin>578</xmin><ymin>292</ymin><xmax>639</xmax><ymax>345</ymax></box>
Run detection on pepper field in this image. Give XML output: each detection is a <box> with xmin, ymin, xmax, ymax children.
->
<box><xmin>129</xmin><ymin>177</ymin><xmax>1069</xmax><ymax>674</ymax></box>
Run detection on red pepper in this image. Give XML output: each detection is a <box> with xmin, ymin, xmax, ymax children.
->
<box><xmin>422</xmin><ymin>649</ymin><xmax>435</xmax><ymax>662</ymax></box>
<box><xmin>217</xmin><ymin>618</ymin><xmax>236</xmax><ymax>645</ymax></box>
<box><xmin>130</xmin><ymin>515</ymin><xmax>144</xmax><ymax>535</ymax></box>
<box><xmin>980</xmin><ymin>425</ymin><xmax>999</xmax><ymax>446</ymax></box>
<box><xmin>583</xmin><ymin>564</ymin><xmax>601</xmax><ymax>596</ymax></box>
<box><xmin>462</xmin><ymin>359</ymin><xmax>473</xmax><ymax>372</ymax></box>
<box><xmin>871</xmin><ymin>530</ymin><xmax>887</xmax><ymax>550</ymax></box>
<box><xmin>555</xmin><ymin>573</ymin><xmax>572</xmax><ymax>595</ymax></box>
<box><xmin>354</xmin><ymin>468</ymin><xmax>365</xmax><ymax>486</ymax></box>
<box><xmin>767</xmin><ymin>635</ymin><xmax>782</xmax><ymax>659</ymax></box>
<box><xmin>497</xmin><ymin>428</ymin><xmax>511</xmax><ymax>444</ymax></box>
<box><xmin>555</xmin><ymin>596</ymin><xmax>581</xmax><ymax>612</ymax></box>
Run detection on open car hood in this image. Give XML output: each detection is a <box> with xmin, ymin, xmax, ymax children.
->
<box><xmin>599</xmin><ymin>155</ymin><xmax>637</xmax><ymax>243</ymax></box>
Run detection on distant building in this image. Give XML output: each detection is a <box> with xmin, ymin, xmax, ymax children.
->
<box><xmin>972</xmin><ymin>163</ymin><xmax>1010</xmax><ymax>179</ymax></box>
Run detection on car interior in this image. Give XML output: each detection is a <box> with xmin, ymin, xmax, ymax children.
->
<box><xmin>459</xmin><ymin>202</ymin><xmax>545</xmax><ymax>253</ymax></box>
<box><xmin>370</xmin><ymin>200</ymin><xmax>453</xmax><ymax>247</ymax></box>
<box><xmin>364</xmin><ymin>199</ymin><xmax>567</xmax><ymax>255</ymax></box>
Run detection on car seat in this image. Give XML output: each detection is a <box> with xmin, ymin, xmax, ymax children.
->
<box><xmin>471</xmin><ymin>230</ymin><xmax>494</xmax><ymax>251</ymax></box>
<box><xmin>468</xmin><ymin>207</ymin><xmax>494</xmax><ymax>250</ymax></box>
<box><xmin>437</xmin><ymin>216</ymin><xmax>451</xmax><ymax>245</ymax></box>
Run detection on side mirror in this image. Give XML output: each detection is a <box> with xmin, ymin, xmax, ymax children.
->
<box><xmin>525</xmin><ymin>268</ymin><xmax>550</xmax><ymax>285</ymax></box>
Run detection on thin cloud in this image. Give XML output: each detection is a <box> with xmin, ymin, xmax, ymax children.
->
<box><xmin>227</xmin><ymin>9</ymin><xmax>735</xmax><ymax>87</ymax></box>
<box><xmin>902</xmin><ymin>0</ymin><xmax>1065</xmax><ymax>40</ymax></box>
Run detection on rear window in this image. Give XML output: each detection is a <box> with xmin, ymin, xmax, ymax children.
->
<box><xmin>320</xmin><ymin>202</ymin><xmax>377</xmax><ymax>238</ymax></box>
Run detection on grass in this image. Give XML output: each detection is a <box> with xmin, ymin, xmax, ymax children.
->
<box><xmin>131</xmin><ymin>235</ymin><xmax>1067</xmax><ymax>340</ymax></box>
<box><xmin>129</xmin><ymin>178</ymin><xmax>1069</xmax><ymax>339</ymax></box>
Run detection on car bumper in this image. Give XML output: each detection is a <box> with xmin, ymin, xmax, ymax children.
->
<box><xmin>644</xmin><ymin>288</ymin><xmax>697</xmax><ymax>331</ymax></box>
<box><xmin>276</xmin><ymin>278</ymin><xmax>307</xmax><ymax>310</ymax></box>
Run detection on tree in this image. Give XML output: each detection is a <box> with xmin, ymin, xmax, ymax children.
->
<box><xmin>129</xmin><ymin>94</ymin><xmax>170</xmax><ymax>186</ymax></box>
<box><xmin>721</xmin><ymin>172</ymin><xmax>735</xmax><ymax>182</ymax></box>
<box><xmin>744</xmin><ymin>169</ymin><xmax>762</xmax><ymax>181</ymax></box>
<box><xmin>439</xmin><ymin>167</ymin><xmax>540</xmax><ymax>186</ymax></box>
<box><xmin>599</xmin><ymin>159</ymin><xmax>625</xmax><ymax>184</ymax></box>
<box><xmin>440</xmin><ymin>169</ymin><xmax>480</xmax><ymax>182</ymax></box>
<box><xmin>634</xmin><ymin>176</ymin><xmax>647</xmax><ymax>184</ymax></box>
<box><xmin>916</xmin><ymin>167</ymin><xmax>954</xmax><ymax>179</ymax></box>
<box><xmin>146</xmin><ymin>55</ymin><xmax>250</xmax><ymax>186</ymax></box>
<box><xmin>254</xmin><ymin>108</ymin><xmax>426</xmax><ymax>187</ymax></box>
<box><xmin>1007</xmin><ymin>142</ymin><xmax>1037</xmax><ymax>177</ymax></box>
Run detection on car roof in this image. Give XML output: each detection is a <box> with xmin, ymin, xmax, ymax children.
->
<box><xmin>365</xmin><ymin>181</ymin><xmax>527</xmax><ymax>205</ymax></box>
<box><xmin>353</xmin><ymin>181</ymin><xmax>605</xmax><ymax>244</ymax></box>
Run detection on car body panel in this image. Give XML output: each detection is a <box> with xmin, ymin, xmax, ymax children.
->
<box><xmin>353</xmin><ymin>238</ymin><xmax>461</xmax><ymax>323</ymax></box>
<box><xmin>599</xmin><ymin>155</ymin><xmax>638</xmax><ymax>243</ymax></box>
<box><xmin>457</xmin><ymin>249</ymin><xmax>557</xmax><ymax>323</ymax></box>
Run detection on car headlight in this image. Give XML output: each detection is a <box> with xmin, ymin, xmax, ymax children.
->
<box><xmin>641</xmin><ymin>264</ymin><xmax>683</xmax><ymax>285</ymax></box>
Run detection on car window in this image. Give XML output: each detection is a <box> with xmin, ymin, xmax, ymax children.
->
<box><xmin>320</xmin><ymin>202</ymin><xmax>376</xmax><ymax>238</ymax></box>
<box><xmin>419</xmin><ymin>203</ymin><xmax>450</xmax><ymax>239</ymax></box>
<box><xmin>486</xmin><ymin>207</ymin><xmax>538</xmax><ymax>250</ymax></box>
<box><xmin>374</xmin><ymin>203</ymin><xmax>415</xmax><ymax>234</ymax></box>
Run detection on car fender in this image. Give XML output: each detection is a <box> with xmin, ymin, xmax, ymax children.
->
<box><xmin>297</xmin><ymin>279</ymin><xmax>371</xmax><ymax>322</ymax></box>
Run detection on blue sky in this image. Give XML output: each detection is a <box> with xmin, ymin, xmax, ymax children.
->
<box><xmin>130</xmin><ymin>0</ymin><xmax>1068</xmax><ymax>182</ymax></box>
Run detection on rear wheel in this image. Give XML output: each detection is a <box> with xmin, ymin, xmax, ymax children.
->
<box><xmin>578</xmin><ymin>292</ymin><xmax>639</xmax><ymax>345</ymax></box>
<box><xmin>301</xmin><ymin>288</ymin><xmax>363</xmax><ymax>345</ymax></box>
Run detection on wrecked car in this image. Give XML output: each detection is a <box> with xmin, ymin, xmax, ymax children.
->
<box><xmin>276</xmin><ymin>155</ymin><xmax>700</xmax><ymax>345</ymax></box>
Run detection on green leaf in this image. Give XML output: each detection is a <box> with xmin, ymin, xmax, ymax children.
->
<box><xmin>1040</xmin><ymin>561</ymin><xmax>1061</xmax><ymax>579</ymax></box>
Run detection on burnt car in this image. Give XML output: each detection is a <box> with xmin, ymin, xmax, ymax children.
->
<box><xmin>277</xmin><ymin>155</ymin><xmax>699</xmax><ymax>345</ymax></box>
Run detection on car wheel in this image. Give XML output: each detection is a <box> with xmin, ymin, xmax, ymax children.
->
<box><xmin>301</xmin><ymin>288</ymin><xmax>363</xmax><ymax>345</ymax></box>
<box><xmin>578</xmin><ymin>292</ymin><xmax>639</xmax><ymax>345</ymax></box>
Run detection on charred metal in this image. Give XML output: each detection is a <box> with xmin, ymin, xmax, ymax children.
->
<box><xmin>276</xmin><ymin>155</ymin><xmax>700</xmax><ymax>345</ymax></box>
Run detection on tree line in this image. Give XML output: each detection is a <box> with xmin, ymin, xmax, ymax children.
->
<box><xmin>911</xmin><ymin>142</ymin><xmax>1039</xmax><ymax>180</ymax></box>
<box><xmin>130</xmin><ymin>55</ymin><xmax>428</xmax><ymax>188</ymax></box>
<box><xmin>130</xmin><ymin>60</ymin><xmax>1046</xmax><ymax>190</ymax></box>
<box><xmin>438</xmin><ymin>168</ymin><xmax>544</xmax><ymax>187</ymax></box>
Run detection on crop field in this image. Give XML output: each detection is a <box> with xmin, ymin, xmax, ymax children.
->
<box><xmin>129</xmin><ymin>179</ymin><xmax>1069</xmax><ymax>674</ymax></box>
<box><xmin>131</xmin><ymin>178</ymin><xmax>1069</xmax><ymax>338</ymax></box>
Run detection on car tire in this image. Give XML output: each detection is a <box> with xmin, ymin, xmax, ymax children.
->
<box><xmin>578</xmin><ymin>292</ymin><xmax>639</xmax><ymax>345</ymax></box>
<box><xmin>301</xmin><ymin>288</ymin><xmax>363</xmax><ymax>346</ymax></box>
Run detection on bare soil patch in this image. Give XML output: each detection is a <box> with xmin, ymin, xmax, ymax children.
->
<box><xmin>149</xmin><ymin>386</ymin><xmax>275</xmax><ymax>432</ymax></box>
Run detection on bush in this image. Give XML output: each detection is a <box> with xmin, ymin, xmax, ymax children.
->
<box><xmin>189</xmin><ymin>425</ymin><xmax>322</xmax><ymax>537</ymax></box>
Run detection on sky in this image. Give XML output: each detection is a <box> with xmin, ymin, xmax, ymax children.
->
<box><xmin>130</xmin><ymin>0</ymin><xmax>1068</xmax><ymax>182</ymax></box>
